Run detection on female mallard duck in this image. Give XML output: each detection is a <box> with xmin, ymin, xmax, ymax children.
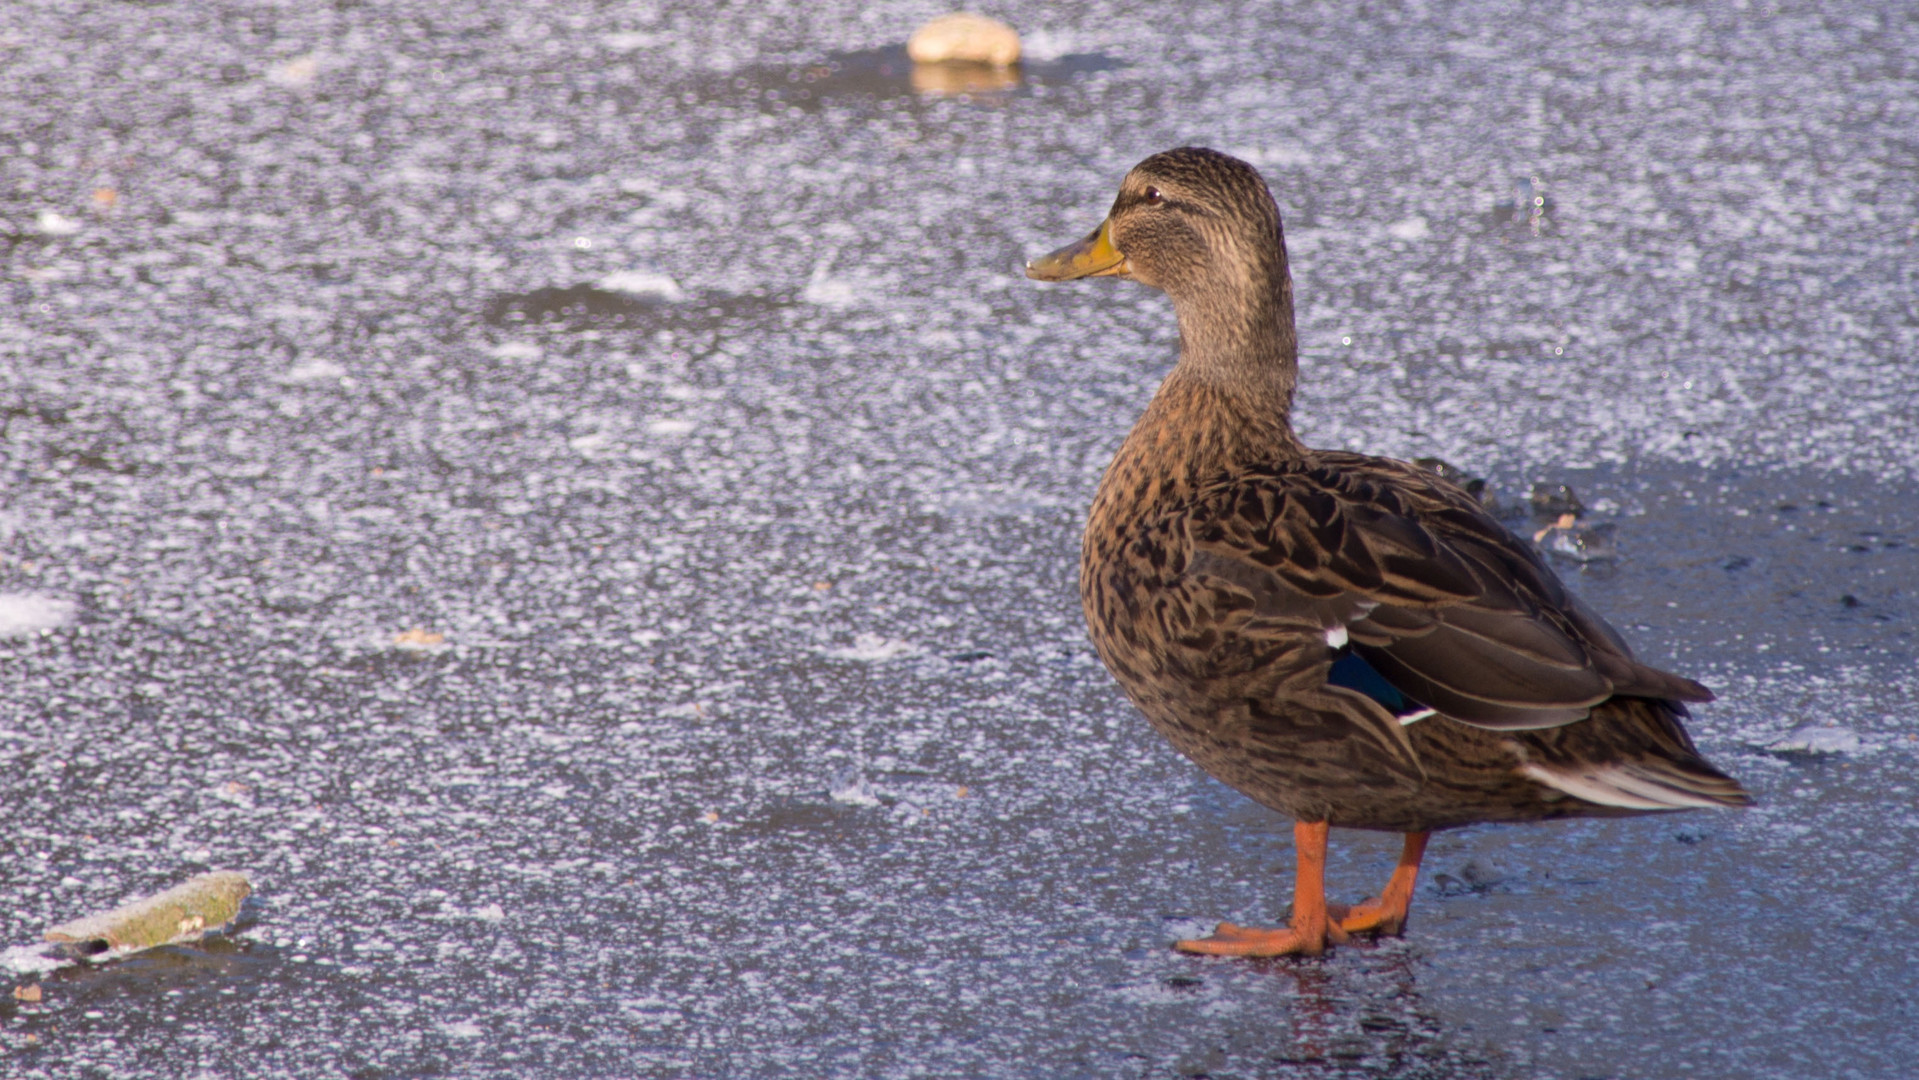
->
<box><xmin>1027</xmin><ymin>147</ymin><xmax>1749</xmax><ymax>958</ymax></box>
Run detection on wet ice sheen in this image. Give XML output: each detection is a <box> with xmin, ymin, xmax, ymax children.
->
<box><xmin>2</xmin><ymin>1</ymin><xmax>1916</xmax><ymax>1078</ymax></box>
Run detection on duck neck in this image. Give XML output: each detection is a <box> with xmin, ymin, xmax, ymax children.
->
<box><xmin>1161</xmin><ymin>246</ymin><xmax>1303</xmax><ymax>464</ymax></box>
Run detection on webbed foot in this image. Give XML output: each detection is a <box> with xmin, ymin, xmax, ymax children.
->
<box><xmin>1175</xmin><ymin>917</ymin><xmax>1348</xmax><ymax>957</ymax></box>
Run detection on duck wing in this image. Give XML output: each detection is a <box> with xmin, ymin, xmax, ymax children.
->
<box><xmin>1167</xmin><ymin>452</ymin><xmax>1711</xmax><ymax>733</ymax></box>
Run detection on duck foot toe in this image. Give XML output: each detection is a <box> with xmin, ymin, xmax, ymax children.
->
<box><xmin>1174</xmin><ymin>919</ymin><xmax>1345</xmax><ymax>957</ymax></box>
<box><xmin>1328</xmin><ymin>898</ymin><xmax>1409</xmax><ymax>937</ymax></box>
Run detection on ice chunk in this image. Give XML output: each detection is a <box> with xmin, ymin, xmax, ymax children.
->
<box><xmin>830</xmin><ymin>766</ymin><xmax>881</xmax><ymax>807</ymax></box>
<box><xmin>1763</xmin><ymin>724</ymin><xmax>1862</xmax><ymax>755</ymax></box>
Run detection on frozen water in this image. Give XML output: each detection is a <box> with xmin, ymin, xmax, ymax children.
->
<box><xmin>1</xmin><ymin>0</ymin><xmax>1915</xmax><ymax>1078</ymax></box>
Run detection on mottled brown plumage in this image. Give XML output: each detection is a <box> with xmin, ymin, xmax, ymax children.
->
<box><xmin>1027</xmin><ymin>147</ymin><xmax>1748</xmax><ymax>957</ymax></box>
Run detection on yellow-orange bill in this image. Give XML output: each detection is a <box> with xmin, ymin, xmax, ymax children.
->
<box><xmin>1025</xmin><ymin>219</ymin><xmax>1128</xmax><ymax>281</ymax></box>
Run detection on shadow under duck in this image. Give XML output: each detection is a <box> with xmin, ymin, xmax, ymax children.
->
<box><xmin>1027</xmin><ymin>147</ymin><xmax>1749</xmax><ymax>958</ymax></box>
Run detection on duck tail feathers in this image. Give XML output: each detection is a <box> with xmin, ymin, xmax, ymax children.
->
<box><xmin>1521</xmin><ymin>758</ymin><xmax>1752</xmax><ymax>810</ymax></box>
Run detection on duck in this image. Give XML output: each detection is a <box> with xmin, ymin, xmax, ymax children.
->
<box><xmin>1026</xmin><ymin>147</ymin><xmax>1749</xmax><ymax>958</ymax></box>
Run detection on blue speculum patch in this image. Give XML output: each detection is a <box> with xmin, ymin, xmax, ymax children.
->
<box><xmin>1326</xmin><ymin>649</ymin><xmax>1427</xmax><ymax>718</ymax></box>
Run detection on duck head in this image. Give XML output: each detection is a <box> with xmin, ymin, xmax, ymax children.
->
<box><xmin>1026</xmin><ymin>147</ymin><xmax>1288</xmax><ymax>294</ymax></box>
<box><xmin>1026</xmin><ymin>146</ymin><xmax>1298</xmax><ymax>384</ymax></box>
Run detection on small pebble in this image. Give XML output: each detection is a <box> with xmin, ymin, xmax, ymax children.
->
<box><xmin>907</xmin><ymin>13</ymin><xmax>1022</xmax><ymax>67</ymax></box>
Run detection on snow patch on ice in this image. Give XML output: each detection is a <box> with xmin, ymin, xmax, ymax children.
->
<box><xmin>35</xmin><ymin>210</ymin><xmax>81</xmax><ymax>236</ymax></box>
<box><xmin>801</xmin><ymin>253</ymin><xmax>885</xmax><ymax>310</ymax></box>
<box><xmin>1763</xmin><ymin>724</ymin><xmax>1865</xmax><ymax>755</ymax></box>
<box><xmin>826</xmin><ymin>634</ymin><xmax>918</xmax><ymax>662</ymax></box>
<box><xmin>0</xmin><ymin>944</ymin><xmax>68</xmax><ymax>976</ymax></box>
<box><xmin>1017</xmin><ymin>29</ymin><xmax>1077</xmax><ymax>63</ymax></box>
<box><xmin>0</xmin><ymin>593</ymin><xmax>76</xmax><ymax>637</ymax></box>
<box><xmin>1386</xmin><ymin>216</ymin><xmax>1431</xmax><ymax>241</ymax></box>
<box><xmin>599</xmin><ymin>269</ymin><xmax>684</xmax><ymax>302</ymax></box>
<box><xmin>601</xmin><ymin>31</ymin><xmax>662</xmax><ymax>52</ymax></box>
<box><xmin>1235</xmin><ymin>143</ymin><xmax>1315</xmax><ymax>168</ymax></box>
<box><xmin>267</xmin><ymin>54</ymin><xmax>320</xmax><ymax>89</ymax></box>
<box><xmin>487</xmin><ymin>342</ymin><xmax>542</xmax><ymax>361</ymax></box>
<box><xmin>282</xmin><ymin>357</ymin><xmax>346</xmax><ymax>383</ymax></box>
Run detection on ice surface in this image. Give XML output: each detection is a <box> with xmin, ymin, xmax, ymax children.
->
<box><xmin>1</xmin><ymin>0</ymin><xmax>1914</xmax><ymax>1078</ymax></box>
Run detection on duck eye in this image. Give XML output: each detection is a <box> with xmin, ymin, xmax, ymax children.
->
<box><xmin>1143</xmin><ymin>186</ymin><xmax>1163</xmax><ymax>205</ymax></box>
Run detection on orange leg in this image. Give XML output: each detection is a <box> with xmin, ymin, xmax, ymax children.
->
<box><xmin>1175</xmin><ymin>820</ymin><xmax>1347</xmax><ymax>957</ymax></box>
<box><xmin>1329</xmin><ymin>831</ymin><xmax>1429</xmax><ymax>937</ymax></box>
